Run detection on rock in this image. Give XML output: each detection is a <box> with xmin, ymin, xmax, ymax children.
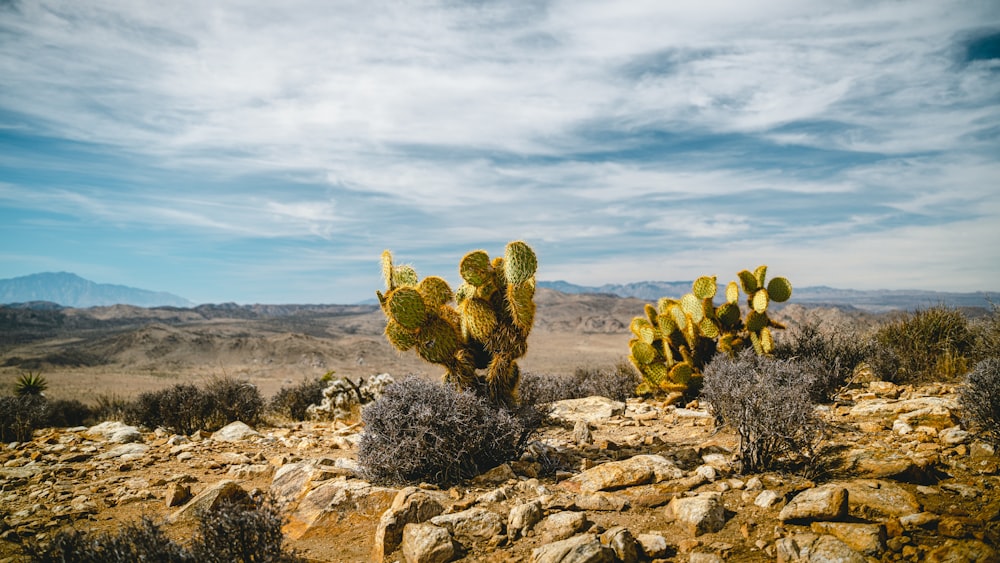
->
<box><xmin>688</xmin><ymin>553</ymin><xmax>724</xmax><ymax>563</ymax></box>
<box><xmin>539</xmin><ymin>511</ymin><xmax>589</xmax><ymax>543</ymax></box>
<box><xmin>617</xmin><ymin>474</ymin><xmax>706</xmax><ymax>508</ymax></box>
<box><xmin>841</xmin><ymin>480</ymin><xmax>921</xmax><ymax>520</ymax></box>
<box><xmin>373</xmin><ymin>487</ymin><xmax>447</xmax><ymax>563</ymax></box>
<box><xmin>925</xmin><ymin>539</ymin><xmax>997</xmax><ymax>563</ymax></box>
<box><xmin>86</xmin><ymin>421</ymin><xmax>142</xmax><ymax>444</ymax></box>
<box><xmin>635</xmin><ymin>533</ymin><xmax>669</xmax><ymax>559</ymax></box>
<box><xmin>899</xmin><ymin>511</ymin><xmax>939</xmax><ymax>530</ymax></box>
<box><xmin>549</xmin><ymin>396</ymin><xmax>626</xmax><ymax>425</ymax></box>
<box><xmin>430</xmin><ymin>507</ymin><xmax>505</xmax><ymax>548</ymax></box>
<box><xmin>532</xmin><ymin>533</ymin><xmax>615</xmax><ymax>563</ymax></box>
<box><xmin>574</xmin><ymin>420</ymin><xmax>592</xmax><ymax>446</ymax></box>
<box><xmin>401</xmin><ymin>522</ymin><xmax>455</xmax><ymax>563</ymax></box>
<box><xmin>168</xmin><ymin>480</ymin><xmax>249</xmax><ymax>523</ymax></box>
<box><xmin>211</xmin><ymin>421</ymin><xmax>259</xmax><ymax>442</ymax></box>
<box><xmin>562</xmin><ymin>455</ymin><xmax>683</xmax><ymax>493</ymax></box>
<box><xmin>283</xmin><ymin>479</ymin><xmax>397</xmax><ymax>541</ymax></box>
<box><xmin>472</xmin><ymin>463</ymin><xmax>516</xmax><ymax>486</ymax></box>
<box><xmin>164</xmin><ymin>482</ymin><xmax>191</xmax><ymax>508</ymax></box>
<box><xmin>574</xmin><ymin>492</ymin><xmax>629</xmax><ymax>512</ymax></box>
<box><xmin>754</xmin><ymin>490</ymin><xmax>782</xmax><ymax>508</ymax></box>
<box><xmin>97</xmin><ymin>443</ymin><xmax>149</xmax><ymax>461</ymax></box>
<box><xmin>778</xmin><ymin>484</ymin><xmax>848</xmax><ymax>523</ymax></box>
<box><xmin>666</xmin><ymin>492</ymin><xmax>726</xmax><ymax>536</ymax></box>
<box><xmin>939</xmin><ymin>426</ymin><xmax>970</xmax><ymax>446</ymax></box>
<box><xmin>508</xmin><ymin>500</ymin><xmax>543</xmax><ymax>540</ymax></box>
<box><xmin>776</xmin><ymin>533</ymin><xmax>866</xmax><ymax>563</ymax></box>
<box><xmin>809</xmin><ymin>522</ymin><xmax>886</xmax><ymax>556</ymax></box>
<box><xmin>270</xmin><ymin>460</ymin><xmax>321</xmax><ymax>506</ymax></box>
<box><xmin>600</xmin><ymin>526</ymin><xmax>639</xmax><ymax>563</ymax></box>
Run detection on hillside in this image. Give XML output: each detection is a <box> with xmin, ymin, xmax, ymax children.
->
<box><xmin>0</xmin><ymin>272</ymin><xmax>193</xmax><ymax>308</ymax></box>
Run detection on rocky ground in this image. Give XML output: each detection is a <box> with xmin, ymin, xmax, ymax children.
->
<box><xmin>1</xmin><ymin>379</ymin><xmax>998</xmax><ymax>563</ymax></box>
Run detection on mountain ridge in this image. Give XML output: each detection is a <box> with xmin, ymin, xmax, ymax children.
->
<box><xmin>0</xmin><ymin>272</ymin><xmax>193</xmax><ymax>308</ymax></box>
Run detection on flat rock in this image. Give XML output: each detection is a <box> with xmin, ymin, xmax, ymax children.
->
<box><xmin>373</xmin><ymin>487</ymin><xmax>447</xmax><ymax>562</ymax></box>
<box><xmin>925</xmin><ymin>539</ymin><xmax>997</xmax><ymax>563</ymax></box>
<box><xmin>778</xmin><ymin>484</ymin><xmax>848</xmax><ymax>523</ymax></box>
<box><xmin>283</xmin><ymin>478</ymin><xmax>397</xmax><ymax>542</ymax></box>
<box><xmin>574</xmin><ymin>491</ymin><xmax>629</xmax><ymax>512</ymax></box>
<box><xmin>430</xmin><ymin>507</ymin><xmax>505</xmax><ymax>548</ymax></box>
<box><xmin>532</xmin><ymin>533</ymin><xmax>615</xmax><ymax>563</ymax></box>
<box><xmin>841</xmin><ymin>480</ymin><xmax>921</xmax><ymax>520</ymax></box>
<box><xmin>168</xmin><ymin>480</ymin><xmax>249</xmax><ymax>523</ymax></box>
<box><xmin>776</xmin><ymin>533</ymin><xmax>866</xmax><ymax>563</ymax></box>
<box><xmin>562</xmin><ymin>454</ymin><xmax>682</xmax><ymax>493</ymax></box>
<box><xmin>97</xmin><ymin>443</ymin><xmax>149</xmax><ymax>460</ymax></box>
<box><xmin>85</xmin><ymin>421</ymin><xmax>142</xmax><ymax>443</ymax></box>
<box><xmin>666</xmin><ymin>492</ymin><xmax>726</xmax><ymax>536</ymax></box>
<box><xmin>549</xmin><ymin>396</ymin><xmax>626</xmax><ymax>425</ymax></box>
<box><xmin>539</xmin><ymin>511</ymin><xmax>589</xmax><ymax>543</ymax></box>
<box><xmin>810</xmin><ymin>522</ymin><xmax>886</xmax><ymax>556</ymax></box>
<box><xmin>211</xmin><ymin>421</ymin><xmax>260</xmax><ymax>442</ymax></box>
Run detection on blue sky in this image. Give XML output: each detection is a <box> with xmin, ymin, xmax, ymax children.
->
<box><xmin>1</xmin><ymin>1</ymin><xmax>998</xmax><ymax>304</ymax></box>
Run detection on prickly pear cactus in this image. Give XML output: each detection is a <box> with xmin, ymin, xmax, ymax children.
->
<box><xmin>628</xmin><ymin>266</ymin><xmax>792</xmax><ymax>397</ymax></box>
<box><xmin>376</xmin><ymin>241</ymin><xmax>537</xmax><ymax>407</ymax></box>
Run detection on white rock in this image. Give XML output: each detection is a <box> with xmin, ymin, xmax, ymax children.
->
<box><xmin>211</xmin><ymin>421</ymin><xmax>259</xmax><ymax>442</ymax></box>
<box><xmin>549</xmin><ymin>396</ymin><xmax>626</xmax><ymax>425</ymax></box>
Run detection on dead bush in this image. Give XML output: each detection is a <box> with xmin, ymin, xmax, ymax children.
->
<box><xmin>960</xmin><ymin>357</ymin><xmax>1000</xmax><ymax>447</ymax></box>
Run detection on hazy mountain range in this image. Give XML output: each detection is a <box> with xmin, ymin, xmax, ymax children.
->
<box><xmin>1</xmin><ymin>272</ymin><xmax>996</xmax><ymax>312</ymax></box>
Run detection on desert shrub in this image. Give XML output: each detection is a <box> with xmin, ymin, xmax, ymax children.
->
<box><xmin>774</xmin><ymin>322</ymin><xmax>872</xmax><ymax>401</ymax></box>
<box><xmin>14</xmin><ymin>371</ymin><xmax>48</xmax><ymax>396</ymax></box>
<box><xmin>358</xmin><ymin>377</ymin><xmax>537</xmax><ymax>486</ymax></box>
<box><xmin>269</xmin><ymin>378</ymin><xmax>328</xmax><ymax>421</ymax></box>
<box><xmin>94</xmin><ymin>393</ymin><xmax>130</xmax><ymax>421</ymax></box>
<box><xmin>201</xmin><ymin>376</ymin><xmax>264</xmax><ymax>429</ymax></box>
<box><xmin>44</xmin><ymin>398</ymin><xmax>96</xmax><ymax>428</ymax></box>
<box><xmin>192</xmin><ymin>497</ymin><xmax>304</xmax><ymax>563</ymax></box>
<box><xmin>0</xmin><ymin>394</ymin><xmax>48</xmax><ymax>442</ymax></box>
<box><xmin>519</xmin><ymin>362</ymin><xmax>640</xmax><ymax>406</ymax></box>
<box><xmin>24</xmin><ymin>497</ymin><xmax>302</xmax><ymax>563</ymax></box>
<box><xmin>24</xmin><ymin>516</ymin><xmax>190</xmax><ymax>563</ymax></box>
<box><xmin>702</xmin><ymin>350</ymin><xmax>824</xmax><ymax>474</ymax></box>
<box><xmin>873</xmin><ymin>306</ymin><xmax>975</xmax><ymax>382</ymax></box>
<box><xmin>960</xmin><ymin>358</ymin><xmax>1000</xmax><ymax>447</ymax></box>
<box><xmin>970</xmin><ymin>303</ymin><xmax>1000</xmax><ymax>362</ymax></box>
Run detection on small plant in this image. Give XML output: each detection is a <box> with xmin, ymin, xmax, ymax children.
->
<box><xmin>377</xmin><ymin>241</ymin><xmax>538</xmax><ymax>407</ymax></box>
<box><xmin>960</xmin><ymin>358</ymin><xmax>1000</xmax><ymax>447</ymax></box>
<box><xmin>24</xmin><ymin>496</ymin><xmax>303</xmax><ymax>563</ymax></box>
<box><xmin>94</xmin><ymin>393</ymin><xmax>130</xmax><ymax>421</ymax></box>
<box><xmin>269</xmin><ymin>378</ymin><xmax>328</xmax><ymax>421</ymax></box>
<box><xmin>358</xmin><ymin>377</ymin><xmax>536</xmax><ymax>485</ymax></box>
<box><xmin>774</xmin><ymin>322</ymin><xmax>872</xmax><ymax>402</ymax></box>
<box><xmin>701</xmin><ymin>350</ymin><xmax>824</xmax><ymax>474</ymax></box>
<box><xmin>124</xmin><ymin>377</ymin><xmax>263</xmax><ymax>434</ymax></box>
<box><xmin>14</xmin><ymin>371</ymin><xmax>48</xmax><ymax>396</ymax></box>
<box><xmin>44</xmin><ymin>398</ymin><xmax>96</xmax><ymax>428</ymax></box>
<box><xmin>0</xmin><ymin>394</ymin><xmax>48</xmax><ymax>442</ymax></box>
<box><xmin>202</xmin><ymin>376</ymin><xmax>264</xmax><ymax>429</ymax></box>
<box><xmin>628</xmin><ymin>266</ymin><xmax>792</xmax><ymax>396</ymax></box>
<box><xmin>873</xmin><ymin>306</ymin><xmax>975</xmax><ymax>382</ymax></box>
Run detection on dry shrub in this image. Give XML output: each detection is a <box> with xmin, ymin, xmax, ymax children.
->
<box><xmin>124</xmin><ymin>377</ymin><xmax>263</xmax><ymax>434</ymax></box>
<box><xmin>519</xmin><ymin>361</ymin><xmax>640</xmax><ymax>406</ymax></box>
<box><xmin>960</xmin><ymin>358</ymin><xmax>1000</xmax><ymax>447</ymax></box>
<box><xmin>358</xmin><ymin>377</ymin><xmax>536</xmax><ymax>486</ymax></box>
<box><xmin>873</xmin><ymin>306</ymin><xmax>975</xmax><ymax>382</ymax></box>
<box><xmin>268</xmin><ymin>378</ymin><xmax>328</xmax><ymax>421</ymax></box>
<box><xmin>774</xmin><ymin>322</ymin><xmax>872</xmax><ymax>401</ymax></box>
<box><xmin>702</xmin><ymin>350</ymin><xmax>824</xmax><ymax>474</ymax></box>
<box><xmin>0</xmin><ymin>394</ymin><xmax>47</xmax><ymax>442</ymax></box>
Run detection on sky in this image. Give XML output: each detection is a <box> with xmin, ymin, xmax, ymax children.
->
<box><xmin>1</xmin><ymin>1</ymin><xmax>998</xmax><ymax>305</ymax></box>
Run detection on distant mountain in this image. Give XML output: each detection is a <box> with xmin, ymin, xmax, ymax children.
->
<box><xmin>538</xmin><ymin>280</ymin><xmax>998</xmax><ymax>313</ymax></box>
<box><xmin>0</xmin><ymin>272</ymin><xmax>193</xmax><ymax>308</ymax></box>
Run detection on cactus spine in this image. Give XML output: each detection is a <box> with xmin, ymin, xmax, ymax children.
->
<box><xmin>628</xmin><ymin>265</ymin><xmax>792</xmax><ymax>397</ymax></box>
<box><xmin>376</xmin><ymin>241</ymin><xmax>538</xmax><ymax>407</ymax></box>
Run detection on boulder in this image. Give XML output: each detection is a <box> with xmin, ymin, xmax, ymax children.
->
<box><xmin>532</xmin><ymin>533</ymin><xmax>615</xmax><ymax>563</ymax></box>
<box><xmin>562</xmin><ymin>455</ymin><xmax>682</xmax><ymax>493</ymax></box>
<box><xmin>401</xmin><ymin>523</ymin><xmax>455</xmax><ymax>563</ymax></box>
<box><xmin>430</xmin><ymin>507</ymin><xmax>505</xmax><ymax>548</ymax></box>
<box><xmin>809</xmin><ymin>522</ymin><xmax>886</xmax><ymax>556</ymax></box>
<box><xmin>600</xmin><ymin>526</ymin><xmax>639</xmax><ymax>563</ymax></box>
<box><xmin>508</xmin><ymin>500</ymin><xmax>543</xmax><ymax>540</ymax></box>
<box><xmin>549</xmin><ymin>396</ymin><xmax>626</xmax><ymax>425</ymax></box>
<box><xmin>538</xmin><ymin>511</ymin><xmax>589</xmax><ymax>543</ymax></box>
<box><xmin>925</xmin><ymin>539</ymin><xmax>997</xmax><ymax>563</ymax></box>
<box><xmin>841</xmin><ymin>480</ymin><xmax>921</xmax><ymax>520</ymax></box>
<box><xmin>283</xmin><ymin>478</ymin><xmax>397</xmax><ymax>541</ymax></box>
<box><xmin>635</xmin><ymin>533</ymin><xmax>669</xmax><ymax>559</ymax></box>
<box><xmin>211</xmin><ymin>421</ymin><xmax>260</xmax><ymax>442</ymax></box>
<box><xmin>574</xmin><ymin>492</ymin><xmax>629</xmax><ymax>512</ymax></box>
<box><xmin>168</xmin><ymin>480</ymin><xmax>249</xmax><ymax>523</ymax></box>
<box><xmin>666</xmin><ymin>492</ymin><xmax>726</xmax><ymax>536</ymax></box>
<box><xmin>86</xmin><ymin>421</ymin><xmax>142</xmax><ymax>444</ymax></box>
<box><xmin>372</xmin><ymin>487</ymin><xmax>447</xmax><ymax>562</ymax></box>
<box><xmin>776</xmin><ymin>533</ymin><xmax>866</xmax><ymax>563</ymax></box>
<box><xmin>778</xmin><ymin>484</ymin><xmax>848</xmax><ymax>523</ymax></box>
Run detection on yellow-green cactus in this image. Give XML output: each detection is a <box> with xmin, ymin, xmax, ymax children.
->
<box><xmin>628</xmin><ymin>265</ymin><xmax>792</xmax><ymax>397</ymax></box>
<box><xmin>377</xmin><ymin>241</ymin><xmax>538</xmax><ymax>407</ymax></box>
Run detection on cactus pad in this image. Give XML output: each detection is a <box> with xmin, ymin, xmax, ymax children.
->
<box><xmin>726</xmin><ymin>281</ymin><xmax>740</xmax><ymax>304</ymax></box>
<box><xmin>753</xmin><ymin>265</ymin><xmax>768</xmax><ymax>289</ymax></box>
<box><xmin>385</xmin><ymin>320</ymin><xmax>417</xmax><ymax>351</ymax></box>
<box><xmin>417</xmin><ymin>316</ymin><xmax>461</xmax><ymax>364</ymax></box>
<box><xmin>503</xmin><ymin>240</ymin><xmax>537</xmax><ymax>286</ymax></box>
<box><xmin>693</xmin><ymin>276</ymin><xmax>717</xmax><ymax>299</ymax></box>
<box><xmin>462</xmin><ymin>298</ymin><xmax>498</xmax><ymax>342</ymax></box>
<box><xmin>630</xmin><ymin>318</ymin><xmax>657</xmax><ymax>344</ymax></box>
<box><xmin>737</xmin><ymin>270</ymin><xmax>758</xmax><ymax>294</ymax></box>
<box><xmin>460</xmin><ymin>251</ymin><xmax>492</xmax><ymax>286</ymax></box>
<box><xmin>751</xmin><ymin>289</ymin><xmax>769</xmax><ymax>313</ymax></box>
<box><xmin>387</xmin><ymin>287</ymin><xmax>426</xmax><ymax>330</ymax></box>
<box><xmin>767</xmin><ymin>277</ymin><xmax>792</xmax><ymax>303</ymax></box>
<box><xmin>681</xmin><ymin>293</ymin><xmax>705</xmax><ymax>323</ymax></box>
<box><xmin>393</xmin><ymin>265</ymin><xmax>419</xmax><ymax>288</ymax></box>
<box><xmin>630</xmin><ymin>340</ymin><xmax>658</xmax><ymax>365</ymax></box>
<box><xmin>418</xmin><ymin>276</ymin><xmax>454</xmax><ymax>308</ymax></box>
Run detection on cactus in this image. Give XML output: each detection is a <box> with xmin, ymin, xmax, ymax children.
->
<box><xmin>628</xmin><ymin>265</ymin><xmax>792</xmax><ymax>397</ymax></box>
<box><xmin>377</xmin><ymin>241</ymin><xmax>538</xmax><ymax>407</ymax></box>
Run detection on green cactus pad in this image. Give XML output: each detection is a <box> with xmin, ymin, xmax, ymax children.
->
<box><xmin>393</xmin><ymin>265</ymin><xmax>419</xmax><ymax>288</ymax></box>
<box><xmin>387</xmin><ymin>287</ymin><xmax>426</xmax><ymax>330</ymax></box>
<box><xmin>751</xmin><ymin>289</ymin><xmax>769</xmax><ymax>313</ymax></box>
<box><xmin>503</xmin><ymin>241</ymin><xmax>537</xmax><ymax>286</ymax></box>
<box><xmin>460</xmin><ymin>250</ymin><xmax>492</xmax><ymax>286</ymax></box>
<box><xmin>507</xmin><ymin>282</ymin><xmax>536</xmax><ymax>330</ymax></box>
<box><xmin>737</xmin><ymin>270</ymin><xmax>758</xmax><ymax>294</ymax></box>
<box><xmin>726</xmin><ymin>281</ymin><xmax>740</xmax><ymax>305</ymax></box>
<box><xmin>644</xmin><ymin>362</ymin><xmax>669</xmax><ymax>385</ymax></box>
<box><xmin>767</xmin><ymin>276</ymin><xmax>792</xmax><ymax>303</ymax></box>
<box><xmin>385</xmin><ymin>320</ymin><xmax>418</xmax><ymax>351</ymax></box>
<box><xmin>630</xmin><ymin>317</ymin><xmax>657</xmax><ymax>344</ymax></box>
<box><xmin>417</xmin><ymin>315</ymin><xmax>461</xmax><ymax>364</ymax></box>
<box><xmin>670</xmin><ymin>305</ymin><xmax>687</xmax><ymax>331</ymax></box>
<box><xmin>418</xmin><ymin>276</ymin><xmax>454</xmax><ymax>308</ymax></box>
<box><xmin>699</xmin><ymin>316</ymin><xmax>720</xmax><ymax>338</ymax></box>
<box><xmin>715</xmin><ymin>302</ymin><xmax>741</xmax><ymax>329</ymax></box>
<box><xmin>750</xmin><ymin>331</ymin><xmax>763</xmax><ymax>355</ymax></box>
<box><xmin>746</xmin><ymin>310</ymin><xmax>769</xmax><ymax>333</ymax></box>
<box><xmin>693</xmin><ymin>276</ymin><xmax>717</xmax><ymax>299</ymax></box>
<box><xmin>658</xmin><ymin>297</ymin><xmax>678</xmax><ymax>315</ymax></box>
<box><xmin>759</xmin><ymin>326</ymin><xmax>775</xmax><ymax>354</ymax></box>
<box><xmin>657</xmin><ymin>313</ymin><xmax>678</xmax><ymax>336</ymax></box>
<box><xmin>669</xmin><ymin>362</ymin><xmax>693</xmax><ymax>385</ymax></box>
<box><xmin>644</xmin><ymin>303</ymin><xmax>658</xmax><ymax>325</ymax></box>
<box><xmin>681</xmin><ymin>293</ymin><xmax>705</xmax><ymax>323</ymax></box>
<box><xmin>753</xmin><ymin>265</ymin><xmax>768</xmax><ymax>289</ymax></box>
<box><xmin>630</xmin><ymin>340</ymin><xmax>658</xmax><ymax>365</ymax></box>
<box><xmin>462</xmin><ymin>298</ymin><xmax>498</xmax><ymax>342</ymax></box>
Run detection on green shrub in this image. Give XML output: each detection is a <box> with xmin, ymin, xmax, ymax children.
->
<box><xmin>960</xmin><ymin>358</ymin><xmax>1000</xmax><ymax>447</ymax></box>
<box><xmin>269</xmin><ymin>378</ymin><xmax>329</xmax><ymax>421</ymax></box>
<box><xmin>701</xmin><ymin>350</ymin><xmax>824</xmax><ymax>474</ymax></box>
<box><xmin>14</xmin><ymin>371</ymin><xmax>48</xmax><ymax>396</ymax></box>
<box><xmin>873</xmin><ymin>306</ymin><xmax>975</xmax><ymax>382</ymax></box>
<box><xmin>358</xmin><ymin>377</ymin><xmax>537</xmax><ymax>486</ymax></box>
<box><xmin>0</xmin><ymin>394</ymin><xmax>48</xmax><ymax>442</ymax></box>
<box><xmin>24</xmin><ymin>497</ymin><xmax>303</xmax><ymax>563</ymax></box>
<box><xmin>519</xmin><ymin>362</ymin><xmax>640</xmax><ymax>406</ymax></box>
